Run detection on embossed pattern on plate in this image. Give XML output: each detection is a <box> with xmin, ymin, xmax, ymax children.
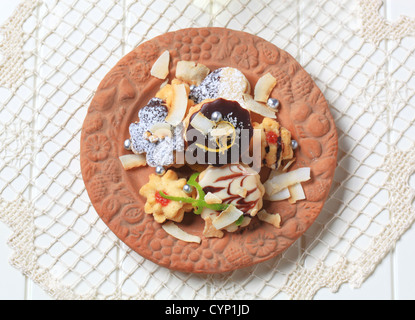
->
<box><xmin>80</xmin><ymin>28</ymin><xmax>338</xmax><ymax>274</ymax></box>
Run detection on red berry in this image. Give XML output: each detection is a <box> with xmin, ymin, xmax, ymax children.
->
<box><xmin>155</xmin><ymin>191</ymin><xmax>170</xmax><ymax>206</ymax></box>
<box><xmin>266</xmin><ymin>131</ymin><xmax>279</xmax><ymax>144</ymax></box>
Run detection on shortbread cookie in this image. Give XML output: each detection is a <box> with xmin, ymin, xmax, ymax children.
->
<box><xmin>139</xmin><ymin>170</ymin><xmax>194</xmax><ymax>223</ymax></box>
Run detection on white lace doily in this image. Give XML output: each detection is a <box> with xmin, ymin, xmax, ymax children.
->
<box><xmin>0</xmin><ymin>0</ymin><xmax>414</xmax><ymax>300</ymax></box>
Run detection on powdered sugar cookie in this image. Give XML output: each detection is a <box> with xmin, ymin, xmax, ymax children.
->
<box><xmin>190</xmin><ymin>67</ymin><xmax>250</xmax><ymax>104</ymax></box>
<box><xmin>128</xmin><ymin>98</ymin><xmax>185</xmax><ymax>167</ymax></box>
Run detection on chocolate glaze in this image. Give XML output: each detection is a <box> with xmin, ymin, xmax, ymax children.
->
<box><xmin>221</xmin><ymin>188</ymin><xmax>259</xmax><ymax>213</ymax></box>
<box><xmin>203</xmin><ymin>186</ymin><xmax>225</xmax><ymax>194</ymax></box>
<box><xmin>186</xmin><ymin>98</ymin><xmax>253</xmax><ymax>166</ymax></box>
<box><xmin>276</xmin><ymin>135</ymin><xmax>282</xmax><ymax>166</ymax></box>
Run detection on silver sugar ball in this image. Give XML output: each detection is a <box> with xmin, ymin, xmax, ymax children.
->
<box><xmin>183</xmin><ymin>184</ymin><xmax>193</xmax><ymax>194</ymax></box>
<box><xmin>291</xmin><ymin>140</ymin><xmax>298</xmax><ymax>150</ymax></box>
<box><xmin>155</xmin><ymin>166</ymin><xmax>166</xmax><ymax>176</ymax></box>
<box><xmin>189</xmin><ymin>85</ymin><xmax>196</xmax><ymax>91</ymax></box>
<box><xmin>211</xmin><ymin>111</ymin><xmax>223</xmax><ymax>122</ymax></box>
<box><xmin>124</xmin><ymin>138</ymin><xmax>132</xmax><ymax>150</ymax></box>
<box><xmin>267</xmin><ymin>98</ymin><xmax>280</xmax><ymax>109</ymax></box>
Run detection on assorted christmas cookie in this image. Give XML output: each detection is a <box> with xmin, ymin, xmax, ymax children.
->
<box><xmin>80</xmin><ymin>28</ymin><xmax>338</xmax><ymax>274</ymax></box>
<box><xmin>119</xmin><ymin>54</ymin><xmax>309</xmax><ymax>240</ymax></box>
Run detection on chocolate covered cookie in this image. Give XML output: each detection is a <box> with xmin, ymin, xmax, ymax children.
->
<box><xmin>185</xmin><ymin>98</ymin><xmax>253</xmax><ymax>166</ymax></box>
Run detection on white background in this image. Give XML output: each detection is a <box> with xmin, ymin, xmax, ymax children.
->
<box><xmin>0</xmin><ymin>0</ymin><xmax>415</xmax><ymax>300</ymax></box>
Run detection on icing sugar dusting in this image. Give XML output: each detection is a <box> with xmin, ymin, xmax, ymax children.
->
<box><xmin>129</xmin><ymin>98</ymin><xmax>184</xmax><ymax>167</ymax></box>
<box><xmin>189</xmin><ymin>67</ymin><xmax>250</xmax><ymax>106</ymax></box>
<box><xmin>129</xmin><ymin>98</ymin><xmax>168</xmax><ymax>154</ymax></box>
<box><xmin>146</xmin><ymin>136</ymin><xmax>174</xmax><ymax>167</ymax></box>
<box><xmin>218</xmin><ymin>67</ymin><xmax>249</xmax><ymax>104</ymax></box>
<box><xmin>190</xmin><ymin>68</ymin><xmax>221</xmax><ymax>103</ymax></box>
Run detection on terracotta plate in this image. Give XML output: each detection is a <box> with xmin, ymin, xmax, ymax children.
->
<box><xmin>80</xmin><ymin>28</ymin><xmax>338</xmax><ymax>274</ymax></box>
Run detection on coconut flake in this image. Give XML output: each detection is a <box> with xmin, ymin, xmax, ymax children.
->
<box><xmin>162</xmin><ymin>221</ymin><xmax>201</xmax><ymax>243</ymax></box>
<box><xmin>242</xmin><ymin>94</ymin><xmax>277</xmax><ymax>119</ymax></box>
<box><xmin>254</xmin><ymin>72</ymin><xmax>277</xmax><ymax>102</ymax></box>
<box><xmin>204</xmin><ymin>192</ymin><xmax>222</xmax><ymax>204</ymax></box>
<box><xmin>149</xmin><ymin>122</ymin><xmax>173</xmax><ymax>140</ymax></box>
<box><xmin>150</xmin><ymin>50</ymin><xmax>170</xmax><ymax>80</ymax></box>
<box><xmin>176</xmin><ymin>61</ymin><xmax>211</xmax><ymax>86</ymax></box>
<box><xmin>202</xmin><ymin>216</ymin><xmax>224</xmax><ymax>238</ymax></box>
<box><xmin>119</xmin><ymin>154</ymin><xmax>147</xmax><ymax>170</ymax></box>
<box><xmin>165</xmin><ymin>83</ymin><xmax>188</xmax><ymax>126</ymax></box>
<box><xmin>210</xmin><ymin>122</ymin><xmax>234</xmax><ymax>137</ymax></box>
<box><xmin>264</xmin><ymin>167</ymin><xmax>311</xmax><ymax>195</ymax></box>
<box><xmin>190</xmin><ymin>112</ymin><xmax>215</xmax><ymax>135</ymax></box>
<box><xmin>288</xmin><ymin>183</ymin><xmax>306</xmax><ymax>204</ymax></box>
<box><xmin>264</xmin><ymin>188</ymin><xmax>291</xmax><ymax>201</ymax></box>
<box><xmin>212</xmin><ymin>205</ymin><xmax>244</xmax><ymax>230</ymax></box>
